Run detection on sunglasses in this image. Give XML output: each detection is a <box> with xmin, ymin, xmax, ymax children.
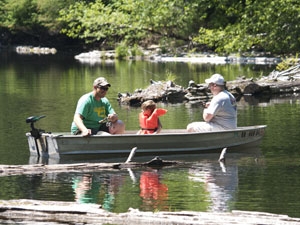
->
<box><xmin>99</xmin><ymin>86</ymin><xmax>109</xmax><ymax>91</ymax></box>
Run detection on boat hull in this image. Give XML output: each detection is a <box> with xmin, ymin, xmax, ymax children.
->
<box><xmin>26</xmin><ymin>125</ymin><xmax>266</xmax><ymax>158</ymax></box>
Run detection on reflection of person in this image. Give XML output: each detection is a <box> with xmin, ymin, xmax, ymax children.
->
<box><xmin>139</xmin><ymin>170</ymin><xmax>168</xmax><ymax>210</ymax></box>
<box><xmin>71</xmin><ymin>77</ymin><xmax>125</xmax><ymax>136</ymax></box>
<box><xmin>102</xmin><ymin>174</ymin><xmax>125</xmax><ymax>211</ymax></box>
<box><xmin>137</xmin><ymin>100</ymin><xmax>167</xmax><ymax>134</ymax></box>
<box><xmin>187</xmin><ymin>74</ymin><xmax>237</xmax><ymax>132</ymax></box>
<box><xmin>72</xmin><ymin>173</ymin><xmax>126</xmax><ymax>210</ymax></box>
<box><xmin>72</xmin><ymin>174</ymin><xmax>99</xmax><ymax>204</ymax></box>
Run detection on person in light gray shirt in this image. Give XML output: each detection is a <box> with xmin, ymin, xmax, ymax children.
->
<box><xmin>187</xmin><ymin>74</ymin><xmax>237</xmax><ymax>132</ymax></box>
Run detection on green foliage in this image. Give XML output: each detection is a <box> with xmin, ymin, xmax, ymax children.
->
<box><xmin>165</xmin><ymin>69</ymin><xmax>177</xmax><ymax>82</ymax></box>
<box><xmin>129</xmin><ymin>44</ymin><xmax>143</xmax><ymax>57</ymax></box>
<box><xmin>115</xmin><ymin>42</ymin><xmax>129</xmax><ymax>59</ymax></box>
<box><xmin>0</xmin><ymin>0</ymin><xmax>7</xmax><ymax>23</ymax></box>
<box><xmin>193</xmin><ymin>0</ymin><xmax>300</xmax><ymax>55</ymax></box>
<box><xmin>35</xmin><ymin>0</ymin><xmax>77</xmax><ymax>33</ymax></box>
<box><xmin>2</xmin><ymin>0</ymin><xmax>39</xmax><ymax>30</ymax></box>
<box><xmin>1</xmin><ymin>0</ymin><xmax>300</xmax><ymax>56</ymax></box>
<box><xmin>276</xmin><ymin>54</ymin><xmax>299</xmax><ymax>71</ymax></box>
<box><xmin>58</xmin><ymin>0</ymin><xmax>204</xmax><ymax>47</ymax></box>
<box><xmin>0</xmin><ymin>0</ymin><xmax>77</xmax><ymax>37</ymax></box>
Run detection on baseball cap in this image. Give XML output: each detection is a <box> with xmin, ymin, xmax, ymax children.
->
<box><xmin>93</xmin><ymin>77</ymin><xmax>111</xmax><ymax>87</ymax></box>
<box><xmin>205</xmin><ymin>74</ymin><xmax>225</xmax><ymax>85</ymax></box>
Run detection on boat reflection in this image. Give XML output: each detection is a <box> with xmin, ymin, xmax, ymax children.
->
<box><xmin>25</xmin><ymin>148</ymin><xmax>261</xmax><ymax>213</ymax></box>
<box><xmin>189</xmin><ymin>161</ymin><xmax>238</xmax><ymax>212</ymax></box>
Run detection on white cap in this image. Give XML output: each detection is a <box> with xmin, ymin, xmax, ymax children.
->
<box><xmin>205</xmin><ymin>74</ymin><xmax>225</xmax><ymax>85</ymax></box>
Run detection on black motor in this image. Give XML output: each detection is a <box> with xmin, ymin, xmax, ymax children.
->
<box><xmin>26</xmin><ymin>115</ymin><xmax>46</xmax><ymax>139</ymax></box>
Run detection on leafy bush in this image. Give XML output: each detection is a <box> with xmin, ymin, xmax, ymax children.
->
<box><xmin>276</xmin><ymin>54</ymin><xmax>299</xmax><ymax>71</ymax></box>
<box><xmin>115</xmin><ymin>43</ymin><xmax>129</xmax><ymax>59</ymax></box>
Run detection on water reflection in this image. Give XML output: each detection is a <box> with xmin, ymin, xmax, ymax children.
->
<box><xmin>7</xmin><ymin>147</ymin><xmax>300</xmax><ymax>217</ymax></box>
<box><xmin>139</xmin><ymin>169</ymin><xmax>169</xmax><ymax>211</ymax></box>
<box><xmin>189</xmin><ymin>162</ymin><xmax>238</xmax><ymax>212</ymax></box>
<box><xmin>71</xmin><ymin>173</ymin><xmax>126</xmax><ymax>211</ymax></box>
<box><xmin>29</xmin><ymin>155</ymin><xmax>60</xmax><ymax>165</ymax></box>
<box><xmin>72</xmin><ymin>174</ymin><xmax>95</xmax><ymax>203</ymax></box>
<box><xmin>11</xmin><ymin>152</ymin><xmax>258</xmax><ymax>213</ymax></box>
<box><xmin>238</xmin><ymin>93</ymin><xmax>300</xmax><ymax>107</ymax></box>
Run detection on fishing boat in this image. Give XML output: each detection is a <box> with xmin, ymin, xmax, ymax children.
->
<box><xmin>25</xmin><ymin>116</ymin><xmax>266</xmax><ymax>159</ymax></box>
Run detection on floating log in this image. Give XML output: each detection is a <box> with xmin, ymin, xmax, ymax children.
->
<box><xmin>0</xmin><ymin>199</ymin><xmax>300</xmax><ymax>225</ymax></box>
<box><xmin>0</xmin><ymin>158</ymin><xmax>179</xmax><ymax>177</ymax></box>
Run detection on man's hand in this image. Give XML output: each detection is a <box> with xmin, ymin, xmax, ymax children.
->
<box><xmin>82</xmin><ymin>129</ymin><xmax>91</xmax><ymax>137</ymax></box>
<box><xmin>204</xmin><ymin>102</ymin><xmax>210</xmax><ymax>108</ymax></box>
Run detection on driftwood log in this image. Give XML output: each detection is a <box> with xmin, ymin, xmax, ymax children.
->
<box><xmin>0</xmin><ymin>157</ymin><xmax>178</xmax><ymax>177</ymax></box>
<box><xmin>0</xmin><ymin>199</ymin><xmax>300</xmax><ymax>225</ymax></box>
<box><xmin>118</xmin><ymin>64</ymin><xmax>300</xmax><ymax>106</ymax></box>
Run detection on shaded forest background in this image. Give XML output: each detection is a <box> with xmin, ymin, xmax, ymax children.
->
<box><xmin>0</xmin><ymin>0</ymin><xmax>299</xmax><ymax>55</ymax></box>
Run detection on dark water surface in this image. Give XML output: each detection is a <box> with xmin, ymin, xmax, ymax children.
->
<box><xmin>1</xmin><ymin>50</ymin><xmax>300</xmax><ymax>218</ymax></box>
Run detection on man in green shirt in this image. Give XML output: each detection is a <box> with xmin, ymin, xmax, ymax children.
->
<box><xmin>71</xmin><ymin>77</ymin><xmax>125</xmax><ymax>136</ymax></box>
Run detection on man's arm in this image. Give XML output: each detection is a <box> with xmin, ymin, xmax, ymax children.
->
<box><xmin>203</xmin><ymin>108</ymin><xmax>214</xmax><ymax>122</ymax></box>
<box><xmin>73</xmin><ymin>113</ymin><xmax>91</xmax><ymax>136</ymax></box>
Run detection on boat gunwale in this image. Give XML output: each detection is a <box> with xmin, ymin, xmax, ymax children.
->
<box><xmin>38</xmin><ymin>125</ymin><xmax>267</xmax><ymax>139</ymax></box>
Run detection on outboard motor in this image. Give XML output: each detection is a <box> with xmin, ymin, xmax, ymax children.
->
<box><xmin>26</xmin><ymin>115</ymin><xmax>46</xmax><ymax>156</ymax></box>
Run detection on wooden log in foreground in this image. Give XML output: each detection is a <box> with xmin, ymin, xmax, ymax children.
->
<box><xmin>0</xmin><ymin>158</ymin><xmax>178</xmax><ymax>176</ymax></box>
<box><xmin>0</xmin><ymin>199</ymin><xmax>300</xmax><ymax>225</ymax></box>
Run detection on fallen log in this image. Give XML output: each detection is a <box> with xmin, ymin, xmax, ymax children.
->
<box><xmin>0</xmin><ymin>199</ymin><xmax>300</xmax><ymax>225</ymax></box>
<box><xmin>255</xmin><ymin>78</ymin><xmax>300</xmax><ymax>95</ymax></box>
<box><xmin>0</xmin><ymin>157</ymin><xmax>179</xmax><ymax>176</ymax></box>
<box><xmin>226</xmin><ymin>77</ymin><xmax>270</xmax><ymax>95</ymax></box>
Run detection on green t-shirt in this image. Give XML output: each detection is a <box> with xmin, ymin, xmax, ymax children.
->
<box><xmin>71</xmin><ymin>92</ymin><xmax>115</xmax><ymax>133</ymax></box>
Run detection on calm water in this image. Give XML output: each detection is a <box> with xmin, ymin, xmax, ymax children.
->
<box><xmin>1</xmin><ymin>50</ymin><xmax>300</xmax><ymax>218</ymax></box>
